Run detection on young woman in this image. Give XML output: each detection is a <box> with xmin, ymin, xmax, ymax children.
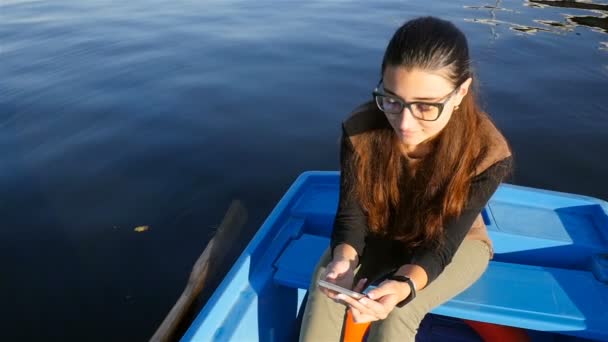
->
<box><xmin>299</xmin><ymin>16</ymin><xmax>513</xmax><ymax>341</ymax></box>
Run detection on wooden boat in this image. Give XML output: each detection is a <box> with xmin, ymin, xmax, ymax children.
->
<box><xmin>181</xmin><ymin>171</ymin><xmax>608</xmax><ymax>341</ymax></box>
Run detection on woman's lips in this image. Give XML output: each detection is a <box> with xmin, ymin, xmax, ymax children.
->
<box><xmin>400</xmin><ymin>130</ymin><xmax>418</xmax><ymax>136</ymax></box>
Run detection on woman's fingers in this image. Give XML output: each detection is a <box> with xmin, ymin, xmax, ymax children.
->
<box><xmin>322</xmin><ymin>266</ymin><xmax>336</xmax><ymax>281</ymax></box>
<box><xmin>336</xmin><ymin>294</ymin><xmax>371</xmax><ymax>315</ymax></box>
<box><xmin>350</xmin><ymin>307</ymin><xmax>379</xmax><ymax>323</ymax></box>
<box><xmin>367</xmin><ymin>280</ymin><xmax>410</xmax><ymax>305</ymax></box>
<box><xmin>349</xmin><ymin>308</ymin><xmax>371</xmax><ymax>323</ymax></box>
<box><xmin>366</xmin><ymin>281</ymin><xmax>399</xmax><ymax>300</ymax></box>
<box><xmin>352</xmin><ymin>278</ymin><xmax>367</xmax><ymax>293</ymax></box>
<box><xmin>337</xmin><ymin>294</ymin><xmax>383</xmax><ymax>318</ymax></box>
<box><xmin>319</xmin><ymin>287</ymin><xmax>334</xmax><ymax>298</ymax></box>
<box><xmin>358</xmin><ymin>297</ymin><xmax>389</xmax><ymax>318</ymax></box>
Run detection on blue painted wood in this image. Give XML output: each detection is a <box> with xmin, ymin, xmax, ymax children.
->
<box><xmin>274</xmin><ymin>234</ymin><xmax>608</xmax><ymax>337</ymax></box>
<box><xmin>182</xmin><ymin>171</ymin><xmax>608</xmax><ymax>342</ymax></box>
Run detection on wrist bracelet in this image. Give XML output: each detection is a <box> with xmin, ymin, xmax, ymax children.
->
<box><xmin>388</xmin><ymin>275</ymin><xmax>417</xmax><ymax>308</ymax></box>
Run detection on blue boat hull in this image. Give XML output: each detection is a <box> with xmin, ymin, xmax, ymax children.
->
<box><xmin>182</xmin><ymin>171</ymin><xmax>608</xmax><ymax>342</ymax></box>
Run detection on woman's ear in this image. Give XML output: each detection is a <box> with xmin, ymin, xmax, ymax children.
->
<box><xmin>454</xmin><ymin>77</ymin><xmax>473</xmax><ymax>106</ymax></box>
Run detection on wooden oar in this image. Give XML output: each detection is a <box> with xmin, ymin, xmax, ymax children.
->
<box><xmin>151</xmin><ymin>200</ymin><xmax>248</xmax><ymax>342</ymax></box>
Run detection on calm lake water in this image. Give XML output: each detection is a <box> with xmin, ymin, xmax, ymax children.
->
<box><xmin>1</xmin><ymin>0</ymin><xmax>607</xmax><ymax>340</ymax></box>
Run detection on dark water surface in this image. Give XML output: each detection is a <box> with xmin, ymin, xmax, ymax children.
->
<box><xmin>1</xmin><ymin>0</ymin><xmax>607</xmax><ymax>340</ymax></box>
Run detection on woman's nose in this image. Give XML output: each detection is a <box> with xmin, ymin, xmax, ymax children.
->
<box><xmin>398</xmin><ymin>107</ymin><xmax>417</xmax><ymax>130</ymax></box>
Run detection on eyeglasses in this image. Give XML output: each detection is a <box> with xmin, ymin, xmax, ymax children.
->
<box><xmin>372</xmin><ymin>80</ymin><xmax>460</xmax><ymax>121</ymax></box>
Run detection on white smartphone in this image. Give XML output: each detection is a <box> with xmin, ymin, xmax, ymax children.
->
<box><xmin>317</xmin><ymin>279</ymin><xmax>365</xmax><ymax>299</ymax></box>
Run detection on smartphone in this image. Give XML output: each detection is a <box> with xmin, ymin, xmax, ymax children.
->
<box><xmin>317</xmin><ymin>279</ymin><xmax>365</xmax><ymax>299</ymax></box>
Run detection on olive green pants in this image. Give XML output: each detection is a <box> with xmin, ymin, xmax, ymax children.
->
<box><xmin>299</xmin><ymin>239</ymin><xmax>491</xmax><ymax>342</ymax></box>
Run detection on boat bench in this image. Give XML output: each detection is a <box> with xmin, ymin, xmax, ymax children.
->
<box><xmin>272</xmin><ymin>234</ymin><xmax>608</xmax><ymax>340</ymax></box>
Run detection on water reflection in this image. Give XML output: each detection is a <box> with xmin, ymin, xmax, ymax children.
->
<box><xmin>465</xmin><ymin>0</ymin><xmax>608</xmax><ymax>36</ymax></box>
<box><xmin>528</xmin><ymin>0</ymin><xmax>608</xmax><ymax>12</ymax></box>
<box><xmin>511</xmin><ymin>23</ymin><xmax>555</xmax><ymax>34</ymax></box>
<box><xmin>464</xmin><ymin>4</ymin><xmax>514</xmax><ymax>12</ymax></box>
<box><xmin>567</xmin><ymin>14</ymin><xmax>608</xmax><ymax>33</ymax></box>
<box><xmin>464</xmin><ymin>0</ymin><xmax>505</xmax><ymax>40</ymax></box>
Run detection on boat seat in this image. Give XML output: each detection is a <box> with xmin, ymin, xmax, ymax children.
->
<box><xmin>273</xmin><ymin>234</ymin><xmax>608</xmax><ymax>340</ymax></box>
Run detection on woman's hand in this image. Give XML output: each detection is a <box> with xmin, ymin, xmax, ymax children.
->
<box><xmin>336</xmin><ymin>279</ymin><xmax>411</xmax><ymax>323</ymax></box>
<box><xmin>319</xmin><ymin>258</ymin><xmax>357</xmax><ymax>301</ymax></box>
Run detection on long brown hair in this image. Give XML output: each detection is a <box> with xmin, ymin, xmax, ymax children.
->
<box><xmin>350</xmin><ymin>17</ymin><xmax>508</xmax><ymax>248</ymax></box>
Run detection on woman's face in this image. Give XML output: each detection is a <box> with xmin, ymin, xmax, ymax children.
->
<box><xmin>380</xmin><ymin>65</ymin><xmax>472</xmax><ymax>150</ymax></box>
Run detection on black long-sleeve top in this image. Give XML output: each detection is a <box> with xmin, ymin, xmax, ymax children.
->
<box><xmin>330</xmin><ymin>124</ymin><xmax>513</xmax><ymax>284</ymax></box>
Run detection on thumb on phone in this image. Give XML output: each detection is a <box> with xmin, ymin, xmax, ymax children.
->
<box><xmin>325</xmin><ymin>270</ymin><xmax>337</xmax><ymax>280</ymax></box>
<box><xmin>325</xmin><ymin>262</ymin><xmax>342</xmax><ymax>280</ymax></box>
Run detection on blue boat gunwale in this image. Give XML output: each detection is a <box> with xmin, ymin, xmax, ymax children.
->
<box><xmin>181</xmin><ymin>171</ymin><xmax>334</xmax><ymax>341</ymax></box>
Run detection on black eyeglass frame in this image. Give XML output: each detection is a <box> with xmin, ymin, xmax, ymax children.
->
<box><xmin>372</xmin><ymin>79</ymin><xmax>461</xmax><ymax>122</ymax></box>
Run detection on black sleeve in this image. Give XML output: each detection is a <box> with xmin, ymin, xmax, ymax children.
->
<box><xmin>409</xmin><ymin>156</ymin><xmax>513</xmax><ymax>284</ymax></box>
<box><xmin>330</xmin><ymin>124</ymin><xmax>369</xmax><ymax>258</ymax></box>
